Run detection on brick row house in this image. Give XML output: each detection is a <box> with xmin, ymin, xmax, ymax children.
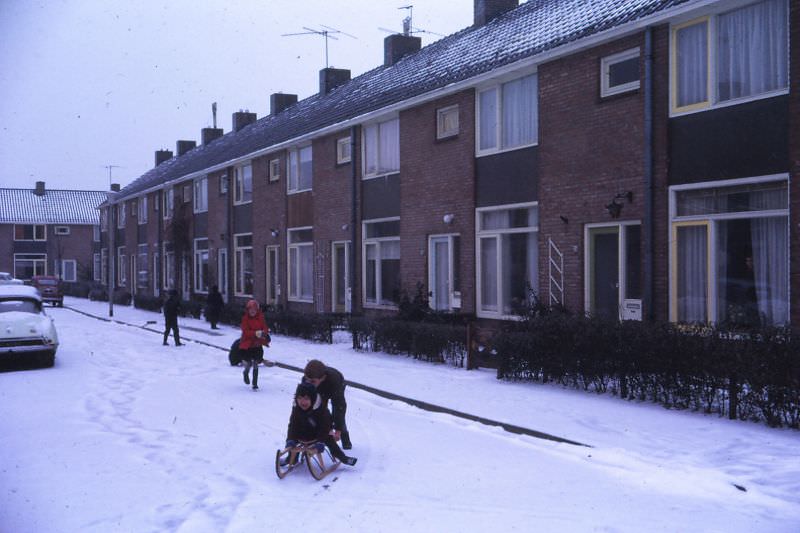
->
<box><xmin>0</xmin><ymin>181</ymin><xmax>107</xmax><ymax>284</ymax></box>
<box><xmin>100</xmin><ymin>0</ymin><xmax>800</xmax><ymax>329</ymax></box>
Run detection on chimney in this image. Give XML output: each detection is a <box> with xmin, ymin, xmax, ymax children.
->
<box><xmin>319</xmin><ymin>67</ymin><xmax>351</xmax><ymax>95</ymax></box>
<box><xmin>384</xmin><ymin>34</ymin><xmax>421</xmax><ymax>67</ymax></box>
<box><xmin>201</xmin><ymin>127</ymin><xmax>224</xmax><ymax>145</ymax></box>
<box><xmin>110</xmin><ymin>183</ymin><xmax>121</xmax><ymax>192</ymax></box>
<box><xmin>176</xmin><ymin>140</ymin><xmax>196</xmax><ymax>156</ymax></box>
<box><xmin>34</xmin><ymin>181</ymin><xmax>45</xmax><ymax>196</ymax></box>
<box><xmin>232</xmin><ymin>110</ymin><xmax>257</xmax><ymax>132</ymax></box>
<box><xmin>474</xmin><ymin>0</ymin><xmax>518</xmax><ymax>26</ymax></box>
<box><xmin>270</xmin><ymin>93</ymin><xmax>298</xmax><ymax>115</ymax></box>
<box><xmin>155</xmin><ymin>149</ymin><xmax>173</xmax><ymax>167</ymax></box>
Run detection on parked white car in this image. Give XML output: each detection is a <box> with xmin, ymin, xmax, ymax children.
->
<box><xmin>0</xmin><ymin>272</ymin><xmax>24</xmax><ymax>285</ymax></box>
<box><xmin>0</xmin><ymin>285</ymin><xmax>58</xmax><ymax>368</ymax></box>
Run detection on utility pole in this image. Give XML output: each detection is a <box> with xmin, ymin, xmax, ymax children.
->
<box><xmin>105</xmin><ymin>165</ymin><xmax>119</xmax><ymax>318</ymax></box>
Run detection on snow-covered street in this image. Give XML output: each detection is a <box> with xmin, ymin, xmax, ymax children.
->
<box><xmin>1</xmin><ymin>298</ymin><xmax>798</xmax><ymax>532</ymax></box>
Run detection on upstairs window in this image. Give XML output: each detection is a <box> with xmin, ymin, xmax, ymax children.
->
<box><xmin>437</xmin><ymin>105</ymin><xmax>459</xmax><ymax>139</ymax></box>
<box><xmin>288</xmin><ymin>146</ymin><xmax>312</xmax><ymax>192</ymax></box>
<box><xmin>363</xmin><ymin>118</ymin><xmax>399</xmax><ymax>178</ymax></box>
<box><xmin>117</xmin><ymin>204</ymin><xmax>125</xmax><ymax>228</ymax></box>
<box><xmin>14</xmin><ymin>224</ymin><xmax>46</xmax><ymax>241</ymax></box>
<box><xmin>478</xmin><ymin>73</ymin><xmax>538</xmax><ymax>154</ymax></box>
<box><xmin>269</xmin><ymin>158</ymin><xmax>281</xmax><ymax>182</ymax></box>
<box><xmin>194</xmin><ymin>177</ymin><xmax>208</xmax><ymax>213</ymax></box>
<box><xmin>54</xmin><ymin>226</ymin><xmax>70</xmax><ymax>236</ymax></box>
<box><xmin>671</xmin><ymin>0</ymin><xmax>788</xmax><ymax>113</ymax></box>
<box><xmin>601</xmin><ymin>48</ymin><xmax>640</xmax><ymax>97</ymax></box>
<box><xmin>336</xmin><ymin>137</ymin><xmax>351</xmax><ymax>164</ymax></box>
<box><xmin>138</xmin><ymin>196</ymin><xmax>148</xmax><ymax>224</ymax></box>
<box><xmin>234</xmin><ymin>163</ymin><xmax>253</xmax><ymax>204</ymax></box>
<box><xmin>162</xmin><ymin>188</ymin><xmax>174</xmax><ymax>219</ymax></box>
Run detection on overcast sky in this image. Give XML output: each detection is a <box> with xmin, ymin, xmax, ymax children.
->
<box><xmin>0</xmin><ymin>0</ymin><xmax>474</xmax><ymax>192</ymax></box>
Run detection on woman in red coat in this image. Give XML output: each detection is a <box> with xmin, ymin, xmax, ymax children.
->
<box><xmin>239</xmin><ymin>299</ymin><xmax>269</xmax><ymax>390</ymax></box>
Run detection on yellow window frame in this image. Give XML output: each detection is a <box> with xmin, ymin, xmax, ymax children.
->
<box><xmin>670</xmin><ymin>221</ymin><xmax>711</xmax><ymax>323</ymax></box>
<box><xmin>670</xmin><ymin>16</ymin><xmax>711</xmax><ymax>114</ymax></box>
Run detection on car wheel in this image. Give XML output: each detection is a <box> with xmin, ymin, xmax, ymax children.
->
<box><xmin>41</xmin><ymin>352</ymin><xmax>55</xmax><ymax>368</ymax></box>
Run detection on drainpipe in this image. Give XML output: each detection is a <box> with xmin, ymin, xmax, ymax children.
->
<box><xmin>350</xmin><ymin>125</ymin><xmax>358</xmax><ymax>315</ymax></box>
<box><xmin>643</xmin><ymin>27</ymin><xmax>654</xmax><ymax>321</ymax></box>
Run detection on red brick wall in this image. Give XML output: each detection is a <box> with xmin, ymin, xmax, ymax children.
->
<box><xmin>0</xmin><ymin>225</ymin><xmax>13</xmax><ymax>273</ymax></box>
<box><xmin>538</xmin><ymin>33</ymin><xmax>647</xmax><ymax>314</ymax></box>
<box><xmin>790</xmin><ymin>0</ymin><xmax>800</xmax><ymax>325</ymax></box>
<box><xmin>252</xmin><ymin>153</ymin><xmax>287</xmax><ymax>306</ymax></box>
<box><xmin>400</xmin><ymin>89</ymin><xmax>476</xmax><ymax>313</ymax></box>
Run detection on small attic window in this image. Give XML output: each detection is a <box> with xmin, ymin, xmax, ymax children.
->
<box><xmin>601</xmin><ymin>48</ymin><xmax>640</xmax><ymax>97</ymax></box>
<box><xmin>54</xmin><ymin>226</ymin><xmax>70</xmax><ymax>235</ymax></box>
<box><xmin>437</xmin><ymin>105</ymin><xmax>459</xmax><ymax>139</ymax></box>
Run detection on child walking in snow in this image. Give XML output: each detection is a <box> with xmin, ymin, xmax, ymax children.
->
<box><xmin>239</xmin><ymin>299</ymin><xmax>269</xmax><ymax>390</ymax></box>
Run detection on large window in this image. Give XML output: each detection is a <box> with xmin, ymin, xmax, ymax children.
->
<box><xmin>234</xmin><ymin>233</ymin><xmax>253</xmax><ymax>296</ymax></box>
<box><xmin>193</xmin><ymin>238</ymin><xmax>209</xmax><ymax>293</ymax></box>
<box><xmin>14</xmin><ymin>253</ymin><xmax>46</xmax><ymax>279</ymax></box>
<box><xmin>14</xmin><ymin>224</ymin><xmax>46</xmax><ymax>241</ymax></box>
<box><xmin>671</xmin><ymin>0</ymin><xmax>788</xmax><ymax>113</ymax></box>
<box><xmin>363</xmin><ymin>218</ymin><xmax>400</xmax><ymax>307</ymax></box>
<box><xmin>162</xmin><ymin>188</ymin><xmax>174</xmax><ymax>219</ymax></box>
<box><xmin>477</xmin><ymin>73</ymin><xmax>538</xmax><ymax>154</ymax></box>
<box><xmin>137</xmin><ymin>244</ymin><xmax>148</xmax><ymax>289</ymax></box>
<box><xmin>194</xmin><ymin>177</ymin><xmax>208</xmax><ymax>213</ymax></box>
<box><xmin>288</xmin><ymin>228</ymin><xmax>313</xmax><ymax>302</ymax></box>
<box><xmin>288</xmin><ymin>146</ymin><xmax>313</xmax><ymax>192</ymax></box>
<box><xmin>670</xmin><ymin>178</ymin><xmax>788</xmax><ymax>327</ymax></box>
<box><xmin>163</xmin><ymin>242</ymin><xmax>175</xmax><ymax>290</ymax></box>
<box><xmin>476</xmin><ymin>204</ymin><xmax>539</xmax><ymax>318</ymax></box>
<box><xmin>234</xmin><ymin>164</ymin><xmax>252</xmax><ymax>204</ymax></box>
<box><xmin>363</xmin><ymin>118</ymin><xmax>399</xmax><ymax>178</ymax></box>
<box><xmin>55</xmin><ymin>259</ymin><xmax>77</xmax><ymax>282</ymax></box>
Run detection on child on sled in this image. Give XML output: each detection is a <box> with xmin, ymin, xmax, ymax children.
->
<box><xmin>285</xmin><ymin>382</ymin><xmax>357</xmax><ymax>467</ymax></box>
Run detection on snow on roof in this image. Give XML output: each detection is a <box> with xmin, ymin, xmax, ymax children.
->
<box><xmin>118</xmin><ymin>0</ymin><xmax>691</xmax><ymax>198</ymax></box>
<box><xmin>0</xmin><ymin>188</ymin><xmax>108</xmax><ymax>225</ymax></box>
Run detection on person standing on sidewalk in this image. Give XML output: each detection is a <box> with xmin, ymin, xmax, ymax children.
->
<box><xmin>239</xmin><ymin>299</ymin><xmax>270</xmax><ymax>390</ymax></box>
<box><xmin>303</xmin><ymin>359</ymin><xmax>352</xmax><ymax>449</ymax></box>
<box><xmin>205</xmin><ymin>285</ymin><xmax>224</xmax><ymax>330</ymax></box>
<box><xmin>162</xmin><ymin>290</ymin><xmax>182</xmax><ymax>346</ymax></box>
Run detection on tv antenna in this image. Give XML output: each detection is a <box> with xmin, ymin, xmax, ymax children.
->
<box><xmin>379</xmin><ymin>5</ymin><xmax>444</xmax><ymax>38</ymax></box>
<box><xmin>281</xmin><ymin>25</ymin><xmax>356</xmax><ymax>69</ymax></box>
<box><xmin>103</xmin><ymin>165</ymin><xmax>121</xmax><ymax>189</ymax></box>
<box><xmin>212</xmin><ymin>102</ymin><xmax>217</xmax><ymax>129</ymax></box>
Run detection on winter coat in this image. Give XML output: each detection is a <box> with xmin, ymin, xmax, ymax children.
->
<box><xmin>308</xmin><ymin>367</ymin><xmax>346</xmax><ymax>430</ymax></box>
<box><xmin>239</xmin><ymin>310</ymin><xmax>269</xmax><ymax>350</ymax></box>
<box><xmin>206</xmin><ymin>290</ymin><xmax>224</xmax><ymax>320</ymax></box>
<box><xmin>286</xmin><ymin>395</ymin><xmax>331</xmax><ymax>443</ymax></box>
<box><xmin>163</xmin><ymin>295</ymin><xmax>181</xmax><ymax>321</ymax></box>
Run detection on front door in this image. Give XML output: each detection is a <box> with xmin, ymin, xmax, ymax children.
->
<box><xmin>332</xmin><ymin>241</ymin><xmax>350</xmax><ymax>313</ymax></box>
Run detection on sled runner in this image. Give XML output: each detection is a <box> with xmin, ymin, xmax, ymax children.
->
<box><xmin>275</xmin><ymin>441</ymin><xmax>341</xmax><ymax>481</ymax></box>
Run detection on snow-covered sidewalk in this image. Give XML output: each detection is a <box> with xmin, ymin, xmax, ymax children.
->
<box><xmin>1</xmin><ymin>296</ymin><xmax>798</xmax><ymax>532</ymax></box>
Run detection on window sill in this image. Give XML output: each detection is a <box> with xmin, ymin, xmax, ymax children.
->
<box><xmin>362</xmin><ymin>171</ymin><xmax>399</xmax><ymax>181</ymax></box>
<box><xmin>288</xmin><ymin>297</ymin><xmax>313</xmax><ymax>304</ymax></box>
<box><xmin>476</xmin><ymin>141</ymin><xmax>538</xmax><ymax>158</ymax></box>
<box><xmin>669</xmin><ymin>88</ymin><xmax>789</xmax><ymax>118</ymax></box>
<box><xmin>287</xmin><ymin>188</ymin><xmax>312</xmax><ymax>195</ymax></box>
<box><xmin>363</xmin><ymin>302</ymin><xmax>399</xmax><ymax>310</ymax></box>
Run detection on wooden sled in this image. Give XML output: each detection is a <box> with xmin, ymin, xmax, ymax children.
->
<box><xmin>275</xmin><ymin>442</ymin><xmax>341</xmax><ymax>481</ymax></box>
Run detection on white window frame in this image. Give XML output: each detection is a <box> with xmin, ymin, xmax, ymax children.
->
<box><xmin>14</xmin><ymin>253</ymin><xmax>47</xmax><ymax>279</ymax></box>
<box><xmin>219</xmin><ymin>174</ymin><xmax>229</xmax><ymax>195</ymax></box>
<box><xmin>234</xmin><ymin>163</ymin><xmax>253</xmax><ymax>205</ymax></box>
<box><xmin>362</xmin><ymin>217</ymin><xmax>401</xmax><ymax>309</ymax></box>
<box><xmin>287</xmin><ymin>227</ymin><xmax>314</xmax><ymax>303</ymax></box>
<box><xmin>152</xmin><ymin>253</ymin><xmax>160</xmax><ymax>296</ymax></box>
<box><xmin>193</xmin><ymin>238</ymin><xmax>209</xmax><ymax>293</ymax></box>
<box><xmin>428</xmin><ymin>234</ymin><xmax>460</xmax><ymax>311</ymax></box>
<box><xmin>182</xmin><ymin>184</ymin><xmax>191</xmax><ymax>204</ymax></box>
<box><xmin>336</xmin><ymin>137</ymin><xmax>352</xmax><ymax>164</ymax></box>
<box><xmin>436</xmin><ymin>105</ymin><xmax>460</xmax><ymax>139</ymax></box>
<box><xmin>163</xmin><ymin>242</ymin><xmax>175</xmax><ymax>290</ymax></box>
<box><xmin>362</xmin><ymin>117</ymin><xmax>400</xmax><ymax>179</ymax></box>
<box><xmin>669</xmin><ymin>0</ymin><xmax>790</xmax><ymax>116</ymax></box>
<box><xmin>14</xmin><ymin>224</ymin><xmax>46</xmax><ymax>241</ymax></box>
<box><xmin>475</xmin><ymin>202</ymin><xmax>540</xmax><ymax>320</ymax></box>
<box><xmin>583</xmin><ymin>222</ymin><xmax>643</xmax><ymax>320</ymax></box>
<box><xmin>234</xmin><ymin>233</ymin><xmax>253</xmax><ymax>296</ymax></box>
<box><xmin>668</xmin><ymin>174</ymin><xmax>789</xmax><ymax>325</ymax></box>
<box><xmin>600</xmin><ymin>48</ymin><xmax>640</xmax><ymax>97</ymax></box>
<box><xmin>266</xmin><ymin>245</ymin><xmax>280</xmax><ymax>305</ymax></box>
<box><xmin>476</xmin><ymin>71</ymin><xmax>539</xmax><ymax>157</ymax></box>
<box><xmin>54</xmin><ymin>225</ymin><xmax>70</xmax><ymax>236</ymax></box>
<box><xmin>218</xmin><ymin>248</ymin><xmax>228</xmax><ymax>301</ymax></box>
<box><xmin>117</xmin><ymin>203</ymin><xmax>126</xmax><ymax>228</ymax></box>
<box><xmin>331</xmin><ymin>241</ymin><xmax>351</xmax><ymax>313</ymax></box>
<box><xmin>93</xmin><ymin>225</ymin><xmax>100</xmax><ymax>242</ymax></box>
<box><xmin>269</xmin><ymin>158</ymin><xmax>281</xmax><ymax>182</ymax></box>
<box><xmin>54</xmin><ymin>259</ymin><xmax>77</xmax><ymax>282</ymax></box>
<box><xmin>101</xmin><ymin>248</ymin><xmax>108</xmax><ymax>285</ymax></box>
<box><xmin>117</xmin><ymin>246</ymin><xmax>126</xmax><ymax>286</ymax></box>
<box><xmin>93</xmin><ymin>253</ymin><xmax>101</xmax><ymax>281</ymax></box>
<box><xmin>136</xmin><ymin>244</ymin><xmax>148</xmax><ymax>290</ymax></box>
<box><xmin>137</xmin><ymin>196</ymin><xmax>148</xmax><ymax>224</ymax></box>
<box><xmin>287</xmin><ymin>145</ymin><xmax>313</xmax><ymax>193</ymax></box>
<box><xmin>162</xmin><ymin>188</ymin><xmax>174</xmax><ymax>219</ymax></box>
<box><xmin>193</xmin><ymin>176</ymin><xmax>208</xmax><ymax>213</ymax></box>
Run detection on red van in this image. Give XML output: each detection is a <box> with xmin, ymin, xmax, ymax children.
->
<box><xmin>31</xmin><ymin>275</ymin><xmax>64</xmax><ymax>307</ymax></box>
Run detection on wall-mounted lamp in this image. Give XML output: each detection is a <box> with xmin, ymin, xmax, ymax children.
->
<box><xmin>270</xmin><ymin>228</ymin><xmax>279</xmax><ymax>238</ymax></box>
<box><xmin>559</xmin><ymin>215</ymin><xmax>569</xmax><ymax>224</ymax></box>
<box><xmin>605</xmin><ymin>191</ymin><xmax>633</xmax><ymax>219</ymax></box>
<box><xmin>341</xmin><ymin>223</ymin><xmax>349</xmax><ymax>231</ymax></box>
<box><xmin>442</xmin><ymin>213</ymin><xmax>455</xmax><ymax>224</ymax></box>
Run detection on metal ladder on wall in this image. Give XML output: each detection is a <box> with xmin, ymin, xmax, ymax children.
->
<box><xmin>548</xmin><ymin>237</ymin><xmax>564</xmax><ymax>307</ymax></box>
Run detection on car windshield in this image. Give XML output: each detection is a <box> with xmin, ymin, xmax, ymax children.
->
<box><xmin>0</xmin><ymin>298</ymin><xmax>41</xmax><ymax>313</ymax></box>
<box><xmin>36</xmin><ymin>279</ymin><xmax>58</xmax><ymax>286</ymax></box>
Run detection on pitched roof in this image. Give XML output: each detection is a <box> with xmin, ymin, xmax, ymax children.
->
<box><xmin>118</xmin><ymin>0</ymin><xmax>691</xmax><ymax>198</ymax></box>
<box><xmin>0</xmin><ymin>188</ymin><xmax>108</xmax><ymax>224</ymax></box>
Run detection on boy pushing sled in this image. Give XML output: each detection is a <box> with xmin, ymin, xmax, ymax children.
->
<box><xmin>276</xmin><ymin>382</ymin><xmax>357</xmax><ymax>480</ymax></box>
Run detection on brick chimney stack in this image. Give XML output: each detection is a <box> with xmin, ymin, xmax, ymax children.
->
<box><xmin>384</xmin><ymin>34</ymin><xmax>421</xmax><ymax>66</ymax></box>
<box><xmin>155</xmin><ymin>149</ymin><xmax>173</xmax><ymax>167</ymax></box>
<box><xmin>474</xmin><ymin>0</ymin><xmax>518</xmax><ymax>26</ymax></box>
<box><xmin>319</xmin><ymin>68</ymin><xmax>351</xmax><ymax>95</ymax></box>
<box><xmin>270</xmin><ymin>93</ymin><xmax>298</xmax><ymax>116</ymax></box>
<box><xmin>232</xmin><ymin>110</ymin><xmax>257</xmax><ymax>132</ymax></box>
<box><xmin>34</xmin><ymin>181</ymin><xmax>45</xmax><ymax>196</ymax></box>
<box><xmin>201</xmin><ymin>127</ymin><xmax>224</xmax><ymax>145</ymax></box>
<box><xmin>176</xmin><ymin>140</ymin><xmax>197</xmax><ymax>156</ymax></box>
